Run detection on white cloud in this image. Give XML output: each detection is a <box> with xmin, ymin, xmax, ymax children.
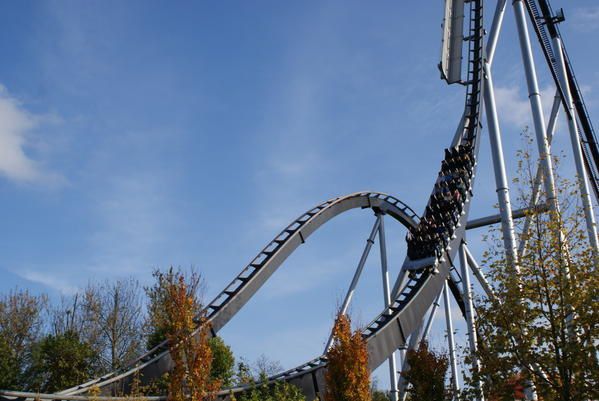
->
<box><xmin>493</xmin><ymin>84</ymin><xmax>556</xmax><ymax>129</ymax></box>
<box><xmin>18</xmin><ymin>269</ymin><xmax>79</xmax><ymax>295</ymax></box>
<box><xmin>0</xmin><ymin>85</ymin><xmax>63</xmax><ymax>185</ymax></box>
<box><xmin>571</xmin><ymin>6</ymin><xmax>599</xmax><ymax>32</ymax></box>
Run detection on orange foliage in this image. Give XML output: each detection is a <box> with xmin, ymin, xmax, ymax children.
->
<box><xmin>164</xmin><ymin>275</ymin><xmax>220</xmax><ymax>401</ymax></box>
<box><xmin>324</xmin><ymin>313</ymin><xmax>371</xmax><ymax>401</ymax></box>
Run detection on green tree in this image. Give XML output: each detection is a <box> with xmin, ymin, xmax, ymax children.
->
<box><xmin>400</xmin><ymin>341</ymin><xmax>449</xmax><ymax>401</ymax></box>
<box><xmin>28</xmin><ymin>330</ymin><xmax>97</xmax><ymax>392</ymax></box>
<box><xmin>0</xmin><ymin>335</ymin><xmax>19</xmax><ymax>389</ymax></box>
<box><xmin>238</xmin><ymin>373</ymin><xmax>305</xmax><ymax>401</ymax></box>
<box><xmin>468</xmin><ymin>146</ymin><xmax>599</xmax><ymax>401</ymax></box>
<box><xmin>209</xmin><ymin>336</ymin><xmax>235</xmax><ymax>387</ymax></box>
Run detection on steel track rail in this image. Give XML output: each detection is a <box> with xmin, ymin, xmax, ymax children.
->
<box><xmin>0</xmin><ymin>0</ymin><xmax>485</xmax><ymax>399</ymax></box>
<box><xmin>524</xmin><ymin>0</ymin><xmax>599</xmax><ymax>201</ymax></box>
<box><xmin>43</xmin><ymin>192</ymin><xmax>419</xmax><ymax>397</ymax></box>
<box><xmin>221</xmin><ymin>0</ymin><xmax>485</xmax><ymax>397</ymax></box>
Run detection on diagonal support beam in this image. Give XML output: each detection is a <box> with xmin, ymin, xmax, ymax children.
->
<box><xmin>324</xmin><ymin>215</ymin><xmax>381</xmax><ymax>351</ymax></box>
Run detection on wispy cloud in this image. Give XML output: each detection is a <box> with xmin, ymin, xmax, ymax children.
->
<box><xmin>571</xmin><ymin>6</ymin><xmax>599</xmax><ymax>32</ymax></box>
<box><xmin>494</xmin><ymin>84</ymin><xmax>555</xmax><ymax>128</ymax></box>
<box><xmin>0</xmin><ymin>85</ymin><xmax>64</xmax><ymax>185</ymax></box>
<box><xmin>18</xmin><ymin>269</ymin><xmax>79</xmax><ymax>295</ymax></box>
<box><xmin>87</xmin><ymin>170</ymin><xmax>180</xmax><ymax>276</ymax></box>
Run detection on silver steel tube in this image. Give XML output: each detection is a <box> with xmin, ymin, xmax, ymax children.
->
<box><xmin>397</xmin><ymin>322</ymin><xmax>424</xmax><ymax>401</ymax></box>
<box><xmin>486</xmin><ymin>0</ymin><xmax>508</xmax><ymax>65</ymax></box>
<box><xmin>460</xmin><ymin>242</ymin><xmax>484</xmax><ymax>401</ymax></box>
<box><xmin>518</xmin><ymin>91</ymin><xmax>561</xmax><ymax>259</ymax></box>
<box><xmin>553</xmin><ymin>36</ymin><xmax>599</xmax><ymax>261</ymax></box>
<box><xmin>483</xmin><ymin>63</ymin><xmax>519</xmax><ymax>269</ymax></box>
<box><xmin>444</xmin><ymin>280</ymin><xmax>460</xmax><ymax>397</ymax></box>
<box><xmin>463</xmin><ymin>245</ymin><xmax>494</xmax><ymax>298</ymax></box>
<box><xmin>423</xmin><ymin>291</ymin><xmax>442</xmax><ymax>340</ymax></box>
<box><xmin>378</xmin><ymin>215</ymin><xmax>399</xmax><ymax>401</ymax></box>
<box><xmin>513</xmin><ymin>0</ymin><xmax>558</xmax><ymax>210</ymax></box>
<box><xmin>325</xmin><ymin>216</ymin><xmax>381</xmax><ymax>350</ymax></box>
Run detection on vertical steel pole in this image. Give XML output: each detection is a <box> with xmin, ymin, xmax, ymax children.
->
<box><xmin>483</xmin><ymin>64</ymin><xmax>519</xmax><ymax>269</ymax></box>
<box><xmin>513</xmin><ymin>0</ymin><xmax>559</xmax><ymax>211</ymax></box>
<box><xmin>325</xmin><ymin>216</ymin><xmax>381</xmax><ymax>350</ymax></box>
<box><xmin>423</xmin><ymin>291</ymin><xmax>442</xmax><ymax>340</ymax></box>
<box><xmin>518</xmin><ymin>91</ymin><xmax>561</xmax><ymax>259</ymax></box>
<box><xmin>378</xmin><ymin>215</ymin><xmax>399</xmax><ymax>401</ymax></box>
<box><xmin>460</xmin><ymin>242</ymin><xmax>484</xmax><ymax>401</ymax></box>
<box><xmin>444</xmin><ymin>280</ymin><xmax>460</xmax><ymax>398</ymax></box>
<box><xmin>553</xmin><ymin>37</ymin><xmax>599</xmax><ymax>260</ymax></box>
<box><xmin>398</xmin><ymin>322</ymin><xmax>424</xmax><ymax>401</ymax></box>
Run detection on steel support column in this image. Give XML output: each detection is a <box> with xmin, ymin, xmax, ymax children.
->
<box><xmin>325</xmin><ymin>215</ymin><xmax>381</xmax><ymax>350</ymax></box>
<box><xmin>460</xmin><ymin>242</ymin><xmax>484</xmax><ymax>401</ymax></box>
<box><xmin>463</xmin><ymin>245</ymin><xmax>494</xmax><ymax>298</ymax></box>
<box><xmin>398</xmin><ymin>322</ymin><xmax>424</xmax><ymax>401</ymax></box>
<box><xmin>486</xmin><ymin>0</ymin><xmax>508</xmax><ymax>65</ymax></box>
<box><xmin>513</xmin><ymin>0</ymin><xmax>559</xmax><ymax>211</ymax></box>
<box><xmin>378</xmin><ymin>214</ymin><xmax>399</xmax><ymax>401</ymax></box>
<box><xmin>518</xmin><ymin>91</ymin><xmax>561</xmax><ymax>259</ymax></box>
<box><xmin>553</xmin><ymin>36</ymin><xmax>599</xmax><ymax>260</ymax></box>
<box><xmin>483</xmin><ymin>64</ymin><xmax>519</xmax><ymax>269</ymax></box>
<box><xmin>423</xmin><ymin>291</ymin><xmax>442</xmax><ymax>340</ymax></box>
<box><xmin>444</xmin><ymin>280</ymin><xmax>460</xmax><ymax>398</ymax></box>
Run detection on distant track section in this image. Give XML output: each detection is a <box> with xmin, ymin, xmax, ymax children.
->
<box><xmin>525</xmin><ymin>0</ymin><xmax>599</xmax><ymax>201</ymax></box>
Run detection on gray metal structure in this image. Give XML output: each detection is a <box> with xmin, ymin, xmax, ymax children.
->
<box><xmin>1</xmin><ymin>0</ymin><xmax>597</xmax><ymax>400</ymax></box>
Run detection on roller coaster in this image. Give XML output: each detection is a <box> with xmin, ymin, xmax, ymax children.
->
<box><xmin>2</xmin><ymin>0</ymin><xmax>598</xmax><ymax>400</ymax></box>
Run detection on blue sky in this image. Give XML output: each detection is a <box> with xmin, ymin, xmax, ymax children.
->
<box><xmin>1</xmin><ymin>0</ymin><xmax>598</xmax><ymax>389</ymax></box>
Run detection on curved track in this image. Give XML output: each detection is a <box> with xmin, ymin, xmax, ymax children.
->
<box><xmin>1</xmin><ymin>0</ymin><xmax>485</xmax><ymax>399</ymax></box>
<box><xmin>55</xmin><ymin>192</ymin><xmax>422</xmax><ymax>397</ymax></box>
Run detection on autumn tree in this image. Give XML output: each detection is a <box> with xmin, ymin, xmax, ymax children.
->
<box><xmin>400</xmin><ymin>341</ymin><xmax>449</xmax><ymax>401</ymax></box>
<box><xmin>468</xmin><ymin>144</ymin><xmax>599</xmax><ymax>401</ymax></box>
<box><xmin>145</xmin><ymin>267</ymin><xmax>204</xmax><ymax>350</ymax></box>
<box><xmin>147</xmin><ymin>268</ymin><xmax>220</xmax><ymax>401</ymax></box>
<box><xmin>0</xmin><ymin>289</ymin><xmax>47</xmax><ymax>389</ymax></box>
<box><xmin>325</xmin><ymin>313</ymin><xmax>371</xmax><ymax>401</ymax></box>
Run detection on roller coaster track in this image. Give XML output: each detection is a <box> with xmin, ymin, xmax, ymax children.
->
<box><xmin>0</xmin><ymin>0</ymin><xmax>486</xmax><ymax>399</ymax></box>
<box><xmin>5</xmin><ymin>0</ymin><xmax>595</xmax><ymax>398</ymax></box>
<box><xmin>524</xmin><ymin>0</ymin><xmax>599</xmax><ymax>201</ymax></box>
<box><xmin>0</xmin><ymin>0</ymin><xmax>483</xmax><ymax>399</ymax></box>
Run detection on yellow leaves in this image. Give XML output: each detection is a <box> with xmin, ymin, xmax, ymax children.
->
<box><xmin>324</xmin><ymin>314</ymin><xmax>371</xmax><ymax>401</ymax></box>
<box><xmin>153</xmin><ymin>270</ymin><xmax>221</xmax><ymax>401</ymax></box>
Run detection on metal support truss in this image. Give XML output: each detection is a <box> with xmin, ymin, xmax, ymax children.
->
<box><xmin>553</xmin><ymin>36</ymin><xmax>599</xmax><ymax>262</ymax></box>
<box><xmin>444</xmin><ymin>279</ymin><xmax>460</xmax><ymax>398</ymax></box>
<box><xmin>486</xmin><ymin>0</ymin><xmax>507</xmax><ymax>64</ymax></box>
<box><xmin>513</xmin><ymin>0</ymin><xmax>559</xmax><ymax>211</ymax></box>
<box><xmin>483</xmin><ymin>64</ymin><xmax>519</xmax><ymax>270</ymax></box>
<box><xmin>463</xmin><ymin>244</ymin><xmax>494</xmax><ymax>298</ymax></box>
<box><xmin>459</xmin><ymin>241</ymin><xmax>484</xmax><ymax>401</ymax></box>
<box><xmin>378</xmin><ymin>214</ymin><xmax>399</xmax><ymax>401</ymax></box>
<box><xmin>518</xmin><ymin>90</ymin><xmax>561</xmax><ymax>259</ymax></box>
<box><xmin>325</xmin><ymin>215</ymin><xmax>382</xmax><ymax>350</ymax></box>
<box><xmin>466</xmin><ymin>203</ymin><xmax>549</xmax><ymax>230</ymax></box>
<box><xmin>398</xmin><ymin>321</ymin><xmax>425</xmax><ymax>401</ymax></box>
